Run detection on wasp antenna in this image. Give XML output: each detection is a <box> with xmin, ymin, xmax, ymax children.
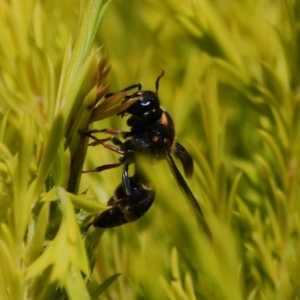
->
<box><xmin>155</xmin><ymin>70</ymin><xmax>165</xmax><ymax>93</ymax></box>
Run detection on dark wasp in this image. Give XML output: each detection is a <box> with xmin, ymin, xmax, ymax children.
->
<box><xmin>81</xmin><ymin>71</ymin><xmax>209</xmax><ymax>233</ymax></box>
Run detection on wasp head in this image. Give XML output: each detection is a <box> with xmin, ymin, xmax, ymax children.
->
<box><xmin>118</xmin><ymin>71</ymin><xmax>165</xmax><ymax>119</ymax></box>
<box><xmin>121</xmin><ymin>90</ymin><xmax>160</xmax><ymax>118</ymax></box>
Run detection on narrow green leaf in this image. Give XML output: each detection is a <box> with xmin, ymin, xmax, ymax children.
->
<box><xmin>27</xmin><ymin>202</ymin><xmax>49</xmax><ymax>264</ymax></box>
<box><xmin>51</xmin><ymin>143</ymin><xmax>71</xmax><ymax>188</ymax></box>
<box><xmin>170</xmin><ymin>248</ymin><xmax>180</xmax><ymax>282</ymax></box>
<box><xmin>34</xmin><ymin>112</ymin><xmax>64</xmax><ymax>196</ymax></box>
<box><xmin>26</xmin><ymin>239</ymin><xmax>55</xmax><ymax>280</ymax></box>
<box><xmin>235</xmin><ymin>197</ymin><xmax>255</xmax><ymax>229</ymax></box>
<box><xmin>74</xmin><ymin>0</ymin><xmax>110</xmax><ymax>62</ymax></box>
<box><xmin>68</xmin><ymin>193</ymin><xmax>107</xmax><ymax>212</ymax></box>
<box><xmin>65</xmin><ymin>266</ymin><xmax>91</xmax><ymax>300</ymax></box>
<box><xmin>251</xmin><ymin>233</ymin><xmax>278</xmax><ymax>286</ymax></box>
<box><xmin>196</xmin><ymin>71</ymin><xmax>221</xmax><ymax>174</ymax></box>
<box><xmin>46</xmin><ymin>55</ymin><xmax>56</xmax><ymax>123</ymax></box>
<box><xmin>56</xmin><ymin>36</ymin><xmax>74</xmax><ymax>114</ymax></box>
<box><xmin>171</xmin><ymin>281</ymin><xmax>189</xmax><ymax>300</ymax></box>
<box><xmin>254</xmin><ymin>155</ymin><xmax>273</xmax><ymax>179</ymax></box>
<box><xmin>259</xmin><ymin>130</ymin><xmax>288</xmax><ymax>190</ymax></box>
<box><xmin>189</xmin><ymin>143</ymin><xmax>215</xmax><ymax>199</ymax></box>
<box><xmin>58</xmin><ymin>188</ymin><xmax>90</xmax><ymax>275</ymax></box>
<box><xmin>0</xmin><ymin>110</ymin><xmax>10</xmax><ymax>143</ymax></box>
<box><xmin>0</xmin><ymin>240</ymin><xmax>22</xmax><ymax>300</ymax></box>
<box><xmin>261</xmin><ymin>61</ymin><xmax>290</xmax><ymax>113</ymax></box>
<box><xmin>184</xmin><ymin>273</ymin><xmax>197</xmax><ymax>300</ymax></box>
<box><xmin>90</xmin><ymin>273</ymin><xmax>121</xmax><ymax>298</ymax></box>
<box><xmin>226</xmin><ymin>172</ymin><xmax>243</xmax><ymax>226</ymax></box>
<box><xmin>14</xmin><ymin>113</ymin><xmax>35</xmax><ymax>241</ymax></box>
<box><xmin>68</xmin><ymin>86</ymin><xmax>97</xmax><ymax>154</ymax></box>
<box><xmin>62</xmin><ymin>51</ymin><xmax>98</xmax><ymax>136</ymax></box>
<box><xmin>216</xmin><ymin>162</ymin><xmax>226</xmax><ymax>220</ymax></box>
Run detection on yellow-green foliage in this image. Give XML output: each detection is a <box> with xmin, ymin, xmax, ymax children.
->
<box><xmin>0</xmin><ymin>0</ymin><xmax>300</xmax><ymax>299</ymax></box>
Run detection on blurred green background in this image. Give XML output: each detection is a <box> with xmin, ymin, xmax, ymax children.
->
<box><xmin>1</xmin><ymin>0</ymin><xmax>300</xmax><ymax>299</ymax></box>
<box><xmin>84</xmin><ymin>1</ymin><xmax>300</xmax><ymax>299</ymax></box>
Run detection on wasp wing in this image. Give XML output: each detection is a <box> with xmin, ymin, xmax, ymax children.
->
<box><xmin>165</xmin><ymin>151</ymin><xmax>210</xmax><ymax>235</ymax></box>
<box><xmin>173</xmin><ymin>142</ymin><xmax>194</xmax><ymax>178</ymax></box>
<box><xmin>165</xmin><ymin>151</ymin><xmax>202</xmax><ymax>215</ymax></box>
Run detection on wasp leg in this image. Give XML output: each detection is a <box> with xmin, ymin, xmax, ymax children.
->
<box><xmin>82</xmin><ymin>134</ymin><xmax>125</xmax><ymax>155</ymax></box>
<box><xmin>95</xmin><ymin>142</ymin><xmax>125</xmax><ymax>155</ymax></box>
<box><xmin>104</xmin><ymin>83</ymin><xmax>142</xmax><ymax>98</ymax></box>
<box><xmin>79</xmin><ymin>130</ymin><xmax>115</xmax><ymax>146</ymax></box>
<box><xmin>87</xmin><ymin>128</ymin><xmax>130</xmax><ymax>137</ymax></box>
<box><xmin>88</xmin><ymin>136</ymin><xmax>110</xmax><ymax>146</ymax></box>
<box><xmin>80</xmin><ymin>131</ymin><xmax>126</xmax><ymax>156</ymax></box>
<box><xmin>82</xmin><ymin>163</ymin><xmax>123</xmax><ymax>173</ymax></box>
<box><xmin>78</xmin><ymin>129</ymin><xmax>130</xmax><ymax>143</ymax></box>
